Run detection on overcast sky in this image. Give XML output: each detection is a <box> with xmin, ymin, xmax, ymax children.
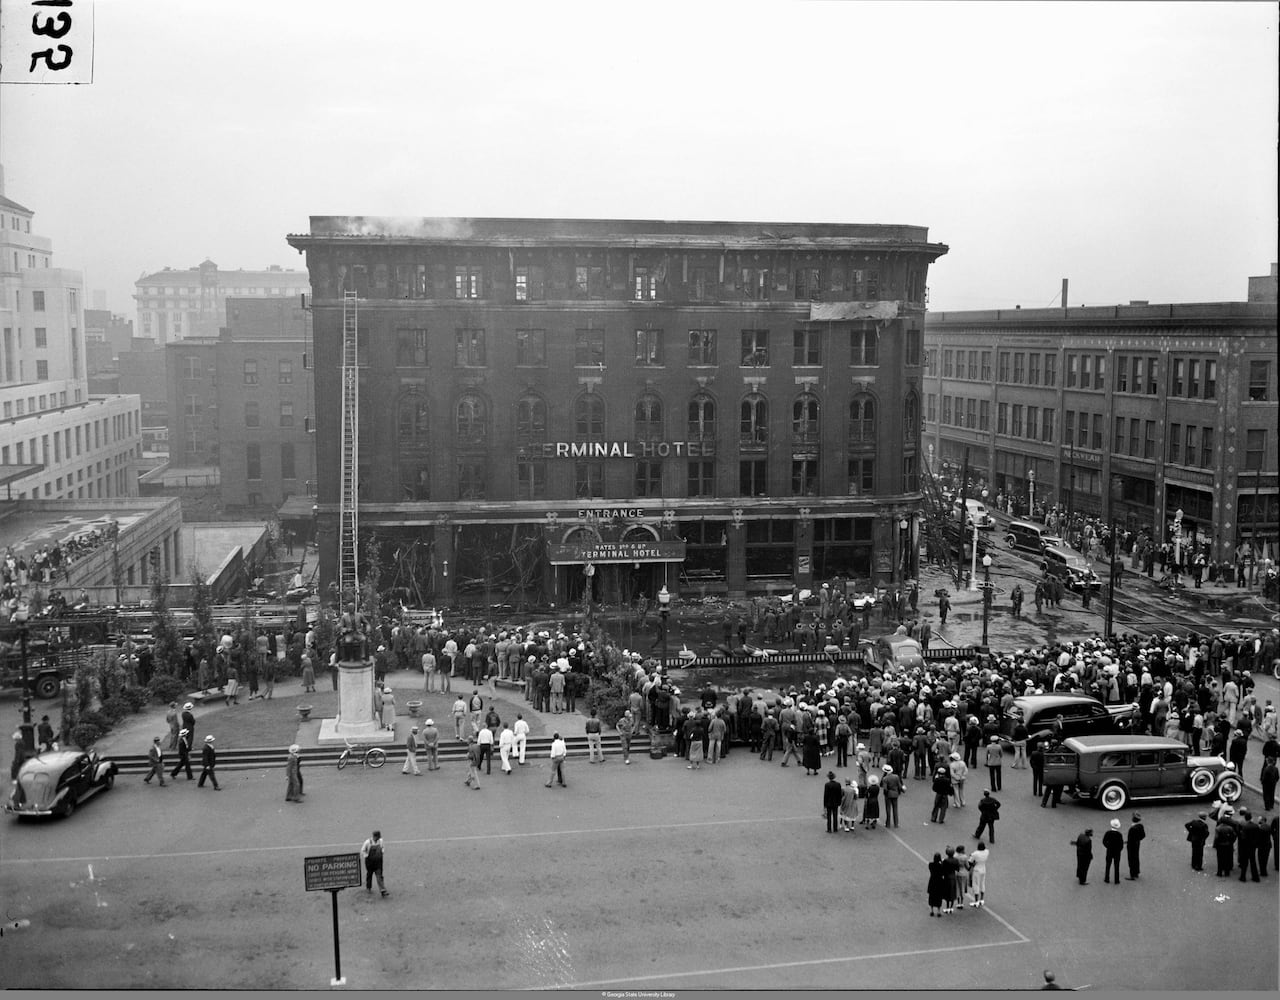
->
<box><xmin>1</xmin><ymin>0</ymin><xmax>1275</xmax><ymax>316</ymax></box>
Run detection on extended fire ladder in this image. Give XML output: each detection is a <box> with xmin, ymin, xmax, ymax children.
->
<box><xmin>338</xmin><ymin>291</ymin><xmax>359</xmax><ymax>602</ymax></box>
<box><xmin>920</xmin><ymin>460</ymin><xmax>959</xmax><ymax>584</ymax></box>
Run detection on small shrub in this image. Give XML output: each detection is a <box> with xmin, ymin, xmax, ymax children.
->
<box><xmin>70</xmin><ymin>722</ymin><xmax>103</xmax><ymax>750</ymax></box>
<box><xmin>99</xmin><ymin>696</ymin><xmax>131</xmax><ymax>725</ymax></box>
<box><xmin>123</xmin><ymin>686</ymin><xmax>152</xmax><ymax>712</ymax></box>
<box><xmin>146</xmin><ymin>674</ymin><xmax>186</xmax><ymax>705</ymax></box>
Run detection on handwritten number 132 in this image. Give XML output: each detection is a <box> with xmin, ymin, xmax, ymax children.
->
<box><xmin>29</xmin><ymin>10</ymin><xmax>73</xmax><ymax>73</ymax></box>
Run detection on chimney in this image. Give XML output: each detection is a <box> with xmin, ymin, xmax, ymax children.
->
<box><xmin>1061</xmin><ymin>278</ymin><xmax>1069</xmax><ymax>309</ymax></box>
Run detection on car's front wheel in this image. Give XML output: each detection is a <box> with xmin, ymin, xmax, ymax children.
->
<box><xmin>1189</xmin><ymin>768</ymin><xmax>1216</xmax><ymax>796</ymax></box>
<box><xmin>1216</xmin><ymin>775</ymin><xmax>1243</xmax><ymax>803</ymax></box>
<box><xmin>60</xmin><ymin>797</ymin><xmax>76</xmax><ymax>819</ymax></box>
<box><xmin>34</xmin><ymin>675</ymin><xmax>60</xmax><ymax>699</ymax></box>
<box><xmin>102</xmin><ymin>772</ymin><xmax>115</xmax><ymax>791</ymax></box>
<box><xmin>1099</xmin><ymin>782</ymin><xmax>1128</xmax><ymax>811</ymax></box>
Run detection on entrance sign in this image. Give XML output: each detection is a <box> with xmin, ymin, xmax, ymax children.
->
<box><xmin>304</xmin><ymin>853</ymin><xmax>362</xmax><ymax>892</ymax></box>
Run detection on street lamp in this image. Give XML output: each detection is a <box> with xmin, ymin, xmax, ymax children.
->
<box><xmin>899</xmin><ymin>517</ymin><xmax>910</xmax><ymax>583</ymax></box>
<box><xmin>657</xmin><ymin>585</ymin><xmax>671</xmax><ymax>671</ymax></box>
<box><xmin>969</xmin><ymin>489</ymin><xmax>988</xmax><ymax>591</ymax></box>
<box><xmin>12</xmin><ymin>603</ymin><xmax>34</xmax><ymax>756</ymax></box>
<box><xmin>980</xmin><ymin>554</ymin><xmax>993</xmax><ymax>648</ymax></box>
<box><xmin>1172</xmin><ymin>507</ymin><xmax>1184</xmax><ymax>571</ymax></box>
<box><xmin>1028</xmin><ymin>468</ymin><xmax>1036</xmax><ymax>518</ymax></box>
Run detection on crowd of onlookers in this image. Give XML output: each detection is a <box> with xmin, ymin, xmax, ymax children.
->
<box><xmin>2</xmin><ymin>527</ymin><xmax>114</xmax><ymax>590</ymax></box>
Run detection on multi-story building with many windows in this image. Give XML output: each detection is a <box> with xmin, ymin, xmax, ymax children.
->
<box><xmin>0</xmin><ymin>168</ymin><xmax>143</xmax><ymax>503</ymax></box>
<box><xmin>286</xmin><ymin>217</ymin><xmax>947</xmax><ymax>602</ymax></box>
<box><xmin>165</xmin><ymin>297</ymin><xmax>315</xmax><ymax>512</ymax></box>
<box><xmin>923</xmin><ymin>270</ymin><xmax>1278</xmax><ymax>565</ymax></box>
<box><xmin>134</xmin><ymin>260</ymin><xmax>309</xmax><ymax>344</ymax></box>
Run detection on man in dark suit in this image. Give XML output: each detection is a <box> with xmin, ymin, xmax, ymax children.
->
<box><xmin>1125</xmin><ymin>813</ymin><xmax>1146</xmax><ymax>879</ymax></box>
<box><xmin>1072</xmin><ymin>828</ymin><xmax>1094</xmax><ymax>884</ymax></box>
<box><xmin>197</xmin><ymin>735</ymin><xmax>220</xmax><ymax>790</ymax></box>
<box><xmin>1184</xmin><ymin>812</ymin><xmax>1210</xmax><ymax>871</ymax></box>
<box><xmin>1237</xmin><ymin>809</ymin><xmax>1260</xmax><ymax>882</ymax></box>
<box><xmin>823</xmin><ymin>771</ymin><xmax>843</xmax><ymax>832</ymax></box>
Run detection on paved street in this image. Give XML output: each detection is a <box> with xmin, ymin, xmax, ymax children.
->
<box><xmin>2</xmin><ymin>729</ymin><xmax>1275</xmax><ymax>991</ymax></box>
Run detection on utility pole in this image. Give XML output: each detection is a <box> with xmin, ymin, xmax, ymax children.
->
<box><xmin>1104</xmin><ymin>518</ymin><xmax>1117</xmax><ymax>638</ymax></box>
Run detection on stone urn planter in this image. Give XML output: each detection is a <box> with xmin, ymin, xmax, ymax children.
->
<box><xmin>407</xmin><ymin>700</ymin><xmax>423</xmax><ymax>717</ymax></box>
<box><xmin>297</xmin><ymin>705</ymin><xmax>313</xmax><ymax>721</ymax></box>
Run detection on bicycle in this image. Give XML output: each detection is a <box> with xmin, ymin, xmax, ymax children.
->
<box><xmin>337</xmin><ymin>738</ymin><xmax>387</xmax><ymax>770</ymax></box>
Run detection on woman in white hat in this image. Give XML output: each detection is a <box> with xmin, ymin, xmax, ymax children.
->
<box><xmin>381</xmin><ymin>688</ymin><xmax>396</xmax><ymax>731</ymax></box>
<box><xmin>286</xmin><ymin>744</ymin><xmax>304</xmax><ymax>802</ymax></box>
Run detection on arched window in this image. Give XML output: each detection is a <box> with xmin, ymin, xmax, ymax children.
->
<box><xmin>688</xmin><ymin>394</ymin><xmax>716</xmax><ymax>440</ymax></box>
<box><xmin>903</xmin><ymin>391</ymin><xmax>920</xmax><ymax>441</ymax></box>
<box><xmin>397</xmin><ymin>394</ymin><xmax>429</xmax><ymax>444</ymax></box>
<box><xmin>400</xmin><ymin>462</ymin><xmax>429</xmax><ymax>500</ymax></box>
<box><xmin>635</xmin><ymin>393</ymin><xmax>663</xmax><ymax>440</ymax></box>
<box><xmin>516</xmin><ymin>394</ymin><xmax>547</xmax><ymax>442</ymax></box>
<box><xmin>849</xmin><ymin>395</ymin><xmax>875</xmax><ymax>444</ymax></box>
<box><xmin>456</xmin><ymin>393</ymin><xmax>488</xmax><ymax>446</ymax></box>
<box><xmin>574</xmin><ymin>394</ymin><xmax>604</xmax><ymax>440</ymax></box>
<box><xmin>792</xmin><ymin>394</ymin><xmax>820</xmax><ymax>444</ymax></box>
<box><xmin>740</xmin><ymin>395</ymin><xmax>768</xmax><ymax>445</ymax></box>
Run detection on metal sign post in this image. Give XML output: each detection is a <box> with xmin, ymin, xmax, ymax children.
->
<box><xmin>304</xmin><ymin>853</ymin><xmax>362</xmax><ymax>986</ymax></box>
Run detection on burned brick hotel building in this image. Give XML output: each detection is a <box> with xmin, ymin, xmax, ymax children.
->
<box><xmin>286</xmin><ymin>218</ymin><xmax>947</xmax><ymax>605</ymax></box>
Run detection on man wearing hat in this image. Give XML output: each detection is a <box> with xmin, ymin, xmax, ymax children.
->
<box><xmin>286</xmin><ymin>744</ymin><xmax>304</xmax><ymax>801</ymax></box>
<box><xmin>143</xmin><ymin>736</ymin><xmax>167</xmax><ymax>786</ymax></box>
<box><xmin>421</xmin><ymin>718</ymin><xmax>440</xmax><ymax>771</ymax></box>
<box><xmin>984</xmin><ymin>736</ymin><xmax>1004</xmax><ymax>791</ymax></box>
<box><xmin>402</xmin><ymin>726</ymin><xmax>422</xmax><ymax>776</ymax></box>
<box><xmin>823</xmin><ymin>771</ymin><xmax>843</xmax><ymax>832</ymax></box>
<box><xmin>171</xmin><ymin>727</ymin><xmax>194</xmax><ymax>781</ymax></box>
<box><xmin>1071</xmin><ymin>828</ymin><xmax>1094</xmax><ymax>885</ymax></box>
<box><xmin>1102</xmin><ymin>819</ymin><xmax>1125</xmax><ymax>883</ymax></box>
<box><xmin>513</xmin><ymin>713</ymin><xmax>530</xmax><ymax>765</ymax></box>
<box><xmin>1213</xmin><ymin>810</ymin><xmax>1238</xmax><ymax>876</ymax></box>
<box><xmin>948</xmin><ymin>750</ymin><xmax>968</xmax><ymax>808</ymax></box>
<box><xmin>881</xmin><ymin>764</ymin><xmax>903</xmax><ymax>828</ymax></box>
<box><xmin>197</xmin><ymin>735</ymin><xmax>220</xmax><ymax>790</ymax></box>
<box><xmin>1185</xmin><ymin>811</ymin><xmax>1210</xmax><ymax>871</ymax></box>
<box><xmin>181</xmin><ymin>702</ymin><xmax>196</xmax><ymax>744</ymax></box>
<box><xmin>1125</xmin><ymin>813</ymin><xmax>1146</xmax><ymax>880</ymax></box>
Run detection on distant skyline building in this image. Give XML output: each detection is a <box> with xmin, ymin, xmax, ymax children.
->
<box><xmin>134</xmin><ymin>259</ymin><xmax>309</xmax><ymax>344</ymax></box>
<box><xmin>0</xmin><ymin>165</ymin><xmax>143</xmax><ymax>503</ymax></box>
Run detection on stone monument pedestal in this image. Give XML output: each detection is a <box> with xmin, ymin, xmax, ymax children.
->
<box><xmin>317</xmin><ymin>657</ymin><xmax>395</xmax><ymax>746</ymax></box>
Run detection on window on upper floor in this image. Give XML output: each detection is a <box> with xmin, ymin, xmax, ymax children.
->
<box><xmin>740</xmin><ymin>395</ymin><xmax>768</xmax><ymax>445</ymax></box>
<box><xmin>849</xmin><ymin>396</ymin><xmax>875</xmax><ymax>444</ymax></box>
<box><xmin>688</xmin><ymin>329</ymin><xmax>717</xmax><ymax>366</ymax></box>
<box><xmin>575</xmin><ymin>265</ymin><xmax>604</xmax><ymax>299</ymax></box>
<box><xmin>740</xmin><ymin>267</ymin><xmax>771</xmax><ymax>300</ymax></box>
<box><xmin>741</xmin><ymin>329</ymin><xmax>769</xmax><ymax>367</ymax></box>
<box><xmin>633</xmin><ymin>266</ymin><xmax>658</xmax><ymax>301</ymax></box>
<box><xmin>245</xmin><ymin>401</ymin><xmax>260</xmax><ymax>428</ymax></box>
<box><xmin>1204</xmin><ymin>359</ymin><xmax>1217</xmax><ymax>399</ymax></box>
<box><xmin>279</xmin><ymin>401</ymin><xmax>294</xmax><ymax>427</ymax></box>
<box><xmin>635</xmin><ymin>394</ymin><xmax>663</xmax><ymax>441</ymax></box>
<box><xmin>516</xmin><ymin>394</ymin><xmax>547</xmax><ymax>443</ymax></box>
<box><xmin>32</xmin><ymin>291</ymin><xmax>45</xmax><ymax>311</ymax></box>
<box><xmin>1249</xmin><ymin>360</ymin><xmax>1271</xmax><ymax>401</ymax></box>
<box><xmin>1044</xmin><ymin>354</ymin><xmax>1057</xmax><ymax>387</ymax></box>
<box><xmin>516</xmin><ymin>329</ymin><xmax>546</xmax><ymax>366</ymax></box>
<box><xmin>396</xmin><ymin>328</ymin><xmax>428</xmax><ymax>367</ymax></box>
<box><xmin>514</xmin><ymin>264</ymin><xmax>545</xmax><ymax>302</ymax></box>
<box><xmin>793</xmin><ymin>329</ymin><xmax>821</xmax><ymax>366</ymax></box>
<box><xmin>998</xmin><ymin>352</ymin><xmax>1010</xmax><ymax>382</ymax></box>
<box><xmin>575</xmin><ymin>394</ymin><xmax>604</xmax><ymax>440</ymax></box>
<box><xmin>791</xmin><ymin>458</ymin><xmax>818</xmax><ymax>496</ymax></box>
<box><xmin>243</xmin><ymin>359</ymin><xmax>258</xmax><ymax>384</ymax></box>
<box><xmin>397</xmin><ymin>395</ymin><xmax>429</xmax><ymax>445</ymax></box>
<box><xmin>455</xmin><ymin>329</ymin><xmax>486</xmax><ymax>366</ymax></box>
<box><xmin>635</xmin><ymin>329</ymin><xmax>664</xmax><ymax>366</ymax></box>
<box><xmin>1028</xmin><ymin>353</ymin><xmax>1041</xmax><ymax>385</ymax></box>
<box><xmin>792</xmin><ymin>395</ymin><xmax>820</xmax><ymax>444</ymax></box>
<box><xmin>455</xmin><ymin>394</ymin><xmax>488</xmax><ymax>446</ymax></box>
<box><xmin>1013</xmin><ymin>353</ymin><xmax>1025</xmax><ymax>383</ymax></box>
<box><xmin>794</xmin><ymin>267</ymin><xmax>822</xmax><ymax>301</ymax></box>
<box><xmin>851</xmin><ymin>324</ymin><xmax>879</xmax><ymax>366</ymax></box>
<box><xmin>634</xmin><ymin>460</ymin><xmax>663</xmax><ymax>498</ymax></box>
<box><xmin>688</xmin><ymin>394</ymin><xmax>716</xmax><ymax>440</ymax></box>
<box><xmin>576</xmin><ymin>328</ymin><xmax>604</xmax><ymax>367</ymax></box>
<box><xmin>905</xmin><ymin>329</ymin><xmax>922</xmax><ymax>367</ymax></box>
<box><xmin>454</xmin><ymin>266</ymin><xmax>482</xmax><ymax>299</ymax></box>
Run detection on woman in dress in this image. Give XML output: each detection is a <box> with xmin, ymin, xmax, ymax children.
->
<box><xmin>862</xmin><ymin>774</ymin><xmax>881</xmax><ymax>829</ymax></box>
<box><xmin>285</xmin><ymin>744</ymin><xmax>303</xmax><ymax>802</ymax></box>
<box><xmin>868</xmin><ymin>720</ymin><xmax>883</xmax><ymax>766</ymax></box>
<box><xmin>941</xmin><ymin>846</ymin><xmax>961</xmax><ymax>914</ymax></box>
<box><xmin>381</xmin><ymin>688</ymin><xmax>396</xmax><ymax>731</ymax></box>
<box><xmin>687</xmin><ymin>720</ymin><xmax>705</xmax><ymax>770</ymax></box>
<box><xmin>927</xmin><ymin>853</ymin><xmax>946</xmax><ymax>917</ymax></box>
<box><xmin>802</xmin><ymin>729</ymin><xmax>822</xmax><ymax>775</ymax></box>
<box><xmin>301</xmin><ymin>653</ymin><xmax>316</xmax><ymax>693</ymax></box>
<box><xmin>954</xmin><ymin>843</ymin><xmax>972</xmax><ymax>908</ymax></box>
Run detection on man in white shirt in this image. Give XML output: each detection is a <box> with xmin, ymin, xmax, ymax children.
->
<box><xmin>421</xmin><ymin>649</ymin><xmax>437</xmax><ymax>693</ymax></box>
<box><xmin>513</xmin><ymin>714</ymin><xmax>530</xmax><ymax>765</ymax></box>
<box><xmin>546</xmin><ymin>732</ymin><xmax>567</xmax><ymax>788</ymax></box>
<box><xmin>477</xmin><ymin>722</ymin><xmax>495</xmax><ymax>775</ymax></box>
<box><xmin>441</xmin><ymin>636</ymin><xmax>458</xmax><ymax>692</ymax></box>
<box><xmin>452</xmin><ymin>695</ymin><xmax>468</xmax><ymax>741</ymax></box>
<box><xmin>498</xmin><ymin>723</ymin><xmax>515</xmax><ymax>774</ymax></box>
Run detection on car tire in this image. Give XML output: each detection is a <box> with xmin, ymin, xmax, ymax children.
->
<box><xmin>60</xmin><ymin>797</ymin><xmax>76</xmax><ymax>819</ymax></box>
<box><xmin>1099</xmin><ymin>782</ymin><xmax>1128</xmax><ymax>811</ymax></box>
<box><xmin>1189</xmin><ymin>768</ymin><xmax>1216</xmax><ymax>796</ymax></box>
<box><xmin>1216</xmin><ymin>775</ymin><xmax>1243</xmax><ymax>803</ymax></box>
<box><xmin>1005</xmin><ymin>534</ymin><xmax>1018</xmax><ymax>549</ymax></box>
<box><xmin>35</xmin><ymin>675</ymin><xmax>60</xmax><ymax>699</ymax></box>
<box><xmin>102</xmin><ymin>772</ymin><xmax>115</xmax><ymax>791</ymax></box>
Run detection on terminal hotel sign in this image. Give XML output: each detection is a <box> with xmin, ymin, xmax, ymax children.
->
<box><xmin>517</xmin><ymin>440</ymin><xmax>714</xmax><ymax>459</ymax></box>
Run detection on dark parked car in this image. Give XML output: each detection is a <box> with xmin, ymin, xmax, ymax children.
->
<box><xmin>999</xmin><ymin>694</ymin><xmax>1137</xmax><ymax>746</ymax></box>
<box><xmin>5</xmin><ymin>749</ymin><xmax>118</xmax><ymax>819</ymax></box>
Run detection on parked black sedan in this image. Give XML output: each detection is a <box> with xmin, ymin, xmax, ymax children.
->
<box><xmin>5</xmin><ymin>749</ymin><xmax>118</xmax><ymax>819</ymax></box>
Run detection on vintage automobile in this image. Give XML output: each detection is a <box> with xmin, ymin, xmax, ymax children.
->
<box><xmin>1005</xmin><ymin>520</ymin><xmax>1065</xmax><ymax>554</ymax></box>
<box><xmin>858</xmin><ymin>634</ymin><xmax>924</xmax><ymax>674</ymax></box>
<box><xmin>999</xmin><ymin>694</ymin><xmax>1137</xmax><ymax>745</ymax></box>
<box><xmin>1040</xmin><ymin>546</ymin><xmax>1102</xmax><ymax>591</ymax></box>
<box><xmin>5</xmin><ymin>749</ymin><xmax>118</xmax><ymax>819</ymax></box>
<box><xmin>1041</xmin><ymin>735</ymin><xmax>1243</xmax><ymax>811</ymax></box>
